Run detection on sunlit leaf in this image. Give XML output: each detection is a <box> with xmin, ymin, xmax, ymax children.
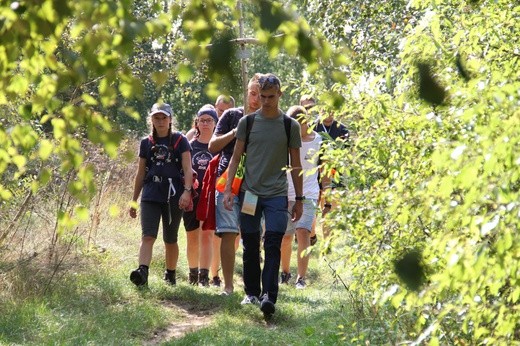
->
<box><xmin>109</xmin><ymin>204</ymin><xmax>120</xmax><ymax>217</ymax></box>
<box><xmin>177</xmin><ymin>63</ymin><xmax>194</xmax><ymax>84</ymax></box>
<box><xmin>81</xmin><ymin>93</ymin><xmax>98</xmax><ymax>105</ymax></box>
<box><xmin>38</xmin><ymin>140</ymin><xmax>54</xmax><ymax>160</ymax></box>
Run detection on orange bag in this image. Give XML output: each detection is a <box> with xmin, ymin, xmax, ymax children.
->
<box><xmin>216</xmin><ymin>154</ymin><xmax>246</xmax><ymax>196</ymax></box>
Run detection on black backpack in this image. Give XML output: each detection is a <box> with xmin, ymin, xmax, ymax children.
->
<box><xmin>146</xmin><ymin>132</ymin><xmax>183</xmax><ymax>171</ymax></box>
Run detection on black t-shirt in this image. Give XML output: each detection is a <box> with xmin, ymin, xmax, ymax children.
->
<box><xmin>214</xmin><ymin>107</ymin><xmax>245</xmax><ymax>177</ymax></box>
<box><xmin>138</xmin><ymin>133</ymin><xmax>191</xmax><ymax>203</ymax></box>
<box><xmin>189</xmin><ymin>139</ymin><xmax>213</xmax><ymax>195</ymax></box>
<box><xmin>314</xmin><ymin>120</ymin><xmax>349</xmax><ymax>188</ymax></box>
<box><xmin>315</xmin><ymin>120</ymin><xmax>349</xmax><ymax>140</ymax></box>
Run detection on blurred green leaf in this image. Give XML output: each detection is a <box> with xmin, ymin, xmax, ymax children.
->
<box><xmin>394</xmin><ymin>249</ymin><xmax>426</xmax><ymax>292</ymax></box>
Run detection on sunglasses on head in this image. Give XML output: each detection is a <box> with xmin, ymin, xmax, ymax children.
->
<box><xmin>259</xmin><ymin>75</ymin><xmax>280</xmax><ymax>88</ymax></box>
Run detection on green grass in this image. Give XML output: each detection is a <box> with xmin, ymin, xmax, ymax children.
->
<box><xmin>0</xmin><ymin>198</ymin><xmax>393</xmax><ymax>345</ymax></box>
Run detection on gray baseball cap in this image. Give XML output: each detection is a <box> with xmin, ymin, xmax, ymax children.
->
<box><xmin>149</xmin><ymin>103</ymin><xmax>173</xmax><ymax>117</ymax></box>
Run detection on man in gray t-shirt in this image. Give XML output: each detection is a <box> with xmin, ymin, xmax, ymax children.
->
<box><xmin>223</xmin><ymin>73</ymin><xmax>303</xmax><ymax>318</ymax></box>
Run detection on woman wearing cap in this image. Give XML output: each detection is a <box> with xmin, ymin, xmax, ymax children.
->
<box><xmin>183</xmin><ymin>105</ymin><xmax>217</xmax><ymax>286</ymax></box>
<box><xmin>129</xmin><ymin>102</ymin><xmax>193</xmax><ymax>287</ymax></box>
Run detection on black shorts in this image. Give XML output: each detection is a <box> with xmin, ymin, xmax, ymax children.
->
<box><xmin>182</xmin><ymin>209</ymin><xmax>200</xmax><ymax>232</ymax></box>
<box><xmin>140</xmin><ymin>200</ymin><xmax>183</xmax><ymax>243</ymax></box>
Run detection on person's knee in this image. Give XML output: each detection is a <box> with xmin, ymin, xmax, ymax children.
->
<box><xmin>142</xmin><ymin>236</ymin><xmax>156</xmax><ymax>244</ymax></box>
<box><xmin>263</xmin><ymin>231</ymin><xmax>284</xmax><ymax>250</ymax></box>
<box><xmin>281</xmin><ymin>234</ymin><xmax>293</xmax><ymax>245</ymax></box>
<box><xmin>201</xmin><ymin>230</ymin><xmax>212</xmax><ymax>241</ymax></box>
<box><xmin>296</xmin><ymin>229</ymin><xmax>309</xmax><ymax>238</ymax></box>
<box><xmin>220</xmin><ymin>233</ymin><xmax>237</xmax><ymax>246</ymax></box>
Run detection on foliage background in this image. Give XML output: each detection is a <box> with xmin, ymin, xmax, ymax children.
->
<box><xmin>1</xmin><ymin>0</ymin><xmax>519</xmax><ymax>344</ymax></box>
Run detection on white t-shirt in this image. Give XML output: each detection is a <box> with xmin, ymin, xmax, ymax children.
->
<box><xmin>287</xmin><ymin>132</ymin><xmax>322</xmax><ymax>201</ymax></box>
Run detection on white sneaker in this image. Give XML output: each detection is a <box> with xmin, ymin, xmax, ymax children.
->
<box><xmin>241</xmin><ymin>295</ymin><xmax>260</xmax><ymax>305</ymax></box>
<box><xmin>295</xmin><ymin>277</ymin><xmax>306</xmax><ymax>289</ymax></box>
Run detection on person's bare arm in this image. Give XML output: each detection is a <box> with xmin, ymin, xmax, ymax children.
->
<box><xmin>208</xmin><ymin>129</ymin><xmax>237</xmax><ymax>154</ymax></box>
<box><xmin>179</xmin><ymin>150</ymin><xmax>193</xmax><ymax>211</ymax></box>
<box><xmin>320</xmin><ymin>169</ymin><xmax>332</xmax><ymax>216</ymax></box>
<box><xmin>289</xmin><ymin>147</ymin><xmax>303</xmax><ymax>222</ymax></box>
<box><xmin>129</xmin><ymin>157</ymin><xmax>146</xmax><ymax>218</ymax></box>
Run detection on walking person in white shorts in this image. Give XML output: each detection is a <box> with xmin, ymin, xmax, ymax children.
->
<box><xmin>280</xmin><ymin>105</ymin><xmax>331</xmax><ymax>289</ymax></box>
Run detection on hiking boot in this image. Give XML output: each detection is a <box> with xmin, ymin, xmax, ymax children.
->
<box><xmin>164</xmin><ymin>270</ymin><xmax>176</xmax><ymax>285</ymax></box>
<box><xmin>310</xmin><ymin>235</ymin><xmax>317</xmax><ymax>246</ymax></box>
<box><xmin>198</xmin><ymin>269</ymin><xmax>210</xmax><ymax>287</ymax></box>
<box><xmin>295</xmin><ymin>277</ymin><xmax>306</xmax><ymax>289</ymax></box>
<box><xmin>189</xmin><ymin>268</ymin><xmax>198</xmax><ymax>285</ymax></box>
<box><xmin>280</xmin><ymin>271</ymin><xmax>292</xmax><ymax>284</ymax></box>
<box><xmin>260</xmin><ymin>294</ymin><xmax>275</xmax><ymax>316</ymax></box>
<box><xmin>210</xmin><ymin>276</ymin><xmax>221</xmax><ymax>287</ymax></box>
<box><xmin>130</xmin><ymin>266</ymin><xmax>148</xmax><ymax>287</ymax></box>
<box><xmin>241</xmin><ymin>295</ymin><xmax>260</xmax><ymax>305</ymax></box>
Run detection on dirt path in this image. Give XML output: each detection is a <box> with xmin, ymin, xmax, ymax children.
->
<box><xmin>144</xmin><ymin>302</ymin><xmax>214</xmax><ymax>345</ymax></box>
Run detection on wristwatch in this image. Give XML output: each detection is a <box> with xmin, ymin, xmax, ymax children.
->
<box><xmin>295</xmin><ymin>196</ymin><xmax>306</xmax><ymax>201</ymax></box>
<box><xmin>184</xmin><ymin>186</ymin><xmax>192</xmax><ymax>192</ymax></box>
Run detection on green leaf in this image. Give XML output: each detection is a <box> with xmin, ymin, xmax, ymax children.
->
<box><xmin>38</xmin><ymin>140</ymin><xmax>54</xmax><ymax>160</ymax></box>
<box><xmin>394</xmin><ymin>249</ymin><xmax>426</xmax><ymax>291</ymax></box>
<box><xmin>12</xmin><ymin>155</ymin><xmax>27</xmax><ymax>170</ymax></box>
<box><xmin>119</xmin><ymin>81</ymin><xmax>134</xmax><ymax>99</ymax></box>
<box><xmin>74</xmin><ymin>206</ymin><xmax>89</xmax><ymax>221</ymax></box>
<box><xmin>417</xmin><ymin>63</ymin><xmax>447</xmax><ymax>106</ymax></box>
<box><xmin>109</xmin><ymin>205</ymin><xmax>120</xmax><ymax>217</ymax></box>
<box><xmin>177</xmin><ymin>63</ymin><xmax>194</xmax><ymax>84</ymax></box>
<box><xmin>81</xmin><ymin>93</ymin><xmax>98</xmax><ymax>105</ymax></box>
<box><xmin>0</xmin><ymin>187</ymin><xmax>13</xmax><ymax>201</ymax></box>
<box><xmin>151</xmin><ymin>71</ymin><xmax>169</xmax><ymax>88</ymax></box>
<box><xmin>52</xmin><ymin>118</ymin><xmax>66</xmax><ymax>139</ymax></box>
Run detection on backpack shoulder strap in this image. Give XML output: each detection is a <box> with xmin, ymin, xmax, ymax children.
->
<box><xmin>171</xmin><ymin>132</ymin><xmax>183</xmax><ymax>151</ymax></box>
<box><xmin>283</xmin><ymin>115</ymin><xmax>291</xmax><ymax>145</ymax></box>
<box><xmin>283</xmin><ymin>115</ymin><xmax>292</xmax><ymax>165</ymax></box>
<box><xmin>145</xmin><ymin>135</ymin><xmax>154</xmax><ymax>169</ymax></box>
<box><xmin>169</xmin><ymin>132</ymin><xmax>184</xmax><ymax>171</ymax></box>
<box><xmin>244</xmin><ymin>113</ymin><xmax>255</xmax><ymax>152</ymax></box>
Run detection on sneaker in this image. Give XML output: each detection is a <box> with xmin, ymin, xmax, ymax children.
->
<box><xmin>241</xmin><ymin>295</ymin><xmax>260</xmax><ymax>305</ymax></box>
<box><xmin>280</xmin><ymin>271</ymin><xmax>292</xmax><ymax>284</ymax></box>
<box><xmin>198</xmin><ymin>270</ymin><xmax>210</xmax><ymax>287</ymax></box>
<box><xmin>164</xmin><ymin>270</ymin><xmax>176</xmax><ymax>285</ymax></box>
<box><xmin>211</xmin><ymin>276</ymin><xmax>222</xmax><ymax>287</ymax></box>
<box><xmin>260</xmin><ymin>294</ymin><xmax>275</xmax><ymax>316</ymax></box>
<box><xmin>310</xmin><ymin>235</ymin><xmax>317</xmax><ymax>246</ymax></box>
<box><xmin>130</xmin><ymin>267</ymin><xmax>148</xmax><ymax>287</ymax></box>
<box><xmin>295</xmin><ymin>277</ymin><xmax>306</xmax><ymax>289</ymax></box>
